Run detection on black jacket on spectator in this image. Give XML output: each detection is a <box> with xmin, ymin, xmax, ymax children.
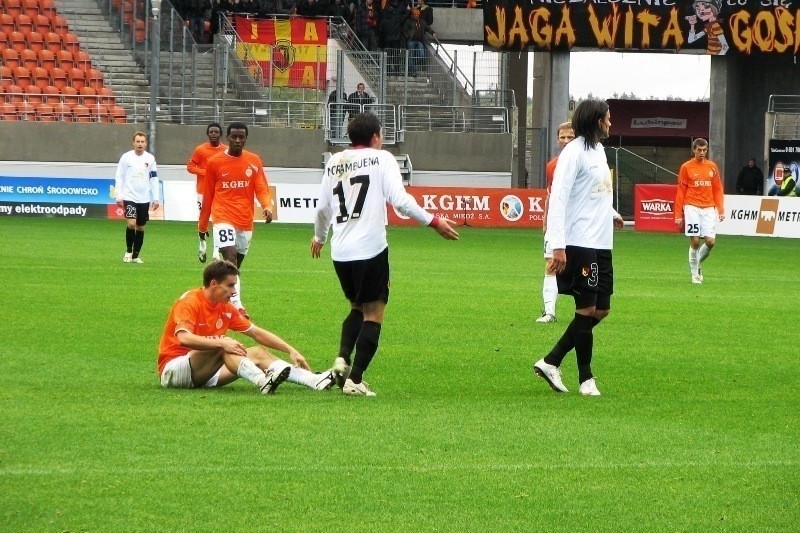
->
<box><xmin>275</xmin><ymin>0</ymin><xmax>296</xmax><ymax>15</ymax></box>
<box><xmin>381</xmin><ymin>0</ymin><xmax>408</xmax><ymax>48</ymax></box>
<box><xmin>297</xmin><ymin>0</ymin><xmax>329</xmax><ymax>16</ymax></box>
<box><xmin>327</xmin><ymin>0</ymin><xmax>353</xmax><ymax>26</ymax></box>
<box><xmin>353</xmin><ymin>0</ymin><xmax>380</xmax><ymax>50</ymax></box>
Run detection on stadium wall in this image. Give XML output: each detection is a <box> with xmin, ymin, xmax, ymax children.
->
<box><xmin>0</xmin><ymin>123</ymin><xmax>512</xmax><ymax>178</ymax></box>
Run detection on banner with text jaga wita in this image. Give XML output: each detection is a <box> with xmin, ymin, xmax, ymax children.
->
<box><xmin>483</xmin><ymin>1</ymin><xmax>800</xmax><ymax>55</ymax></box>
<box><xmin>235</xmin><ymin>16</ymin><xmax>327</xmax><ymax>88</ymax></box>
<box><xmin>387</xmin><ymin>186</ymin><xmax>547</xmax><ymax>228</ymax></box>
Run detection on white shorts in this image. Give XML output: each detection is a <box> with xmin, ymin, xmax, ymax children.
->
<box><xmin>160</xmin><ymin>354</ymin><xmax>221</xmax><ymax>388</ymax></box>
<box><xmin>543</xmin><ymin>233</ymin><xmax>554</xmax><ymax>259</ymax></box>
<box><xmin>683</xmin><ymin>205</ymin><xmax>717</xmax><ymax>238</ymax></box>
<box><xmin>213</xmin><ymin>223</ymin><xmax>253</xmax><ymax>255</ymax></box>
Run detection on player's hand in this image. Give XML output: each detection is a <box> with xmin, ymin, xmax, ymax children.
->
<box><xmin>288</xmin><ymin>350</ymin><xmax>311</xmax><ymax>370</ymax></box>
<box><xmin>263</xmin><ymin>208</ymin><xmax>273</xmax><ymax>223</ymax></box>
<box><xmin>613</xmin><ymin>215</ymin><xmax>624</xmax><ymax>230</ymax></box>
<box><xmin>220</xmin><ymin>337</ymin><xmax>247</xmax><ymax>357</ymax></box>
<box><xmin>310</xmin><ymin>237</ymin><xmax>324</xmax><ymax>258</ymax></box>
<box><xmin>719</xmin><ymin>214</ymin><xmax>725</xmax><ymax>222</ymax></box>
<box><xmin>551</xmin><ymin>249</ymin><xmax>566</xmax><ymax>273</ymax></box>
<box><xmin>431</xmin><ymin>217</ymin><xmax>460</xmax><ymax>240</ymax></box>
<box><xmin>115</xmin><ymin>199</ymin><xmax>123</xmax><ymax>207</ymax></box>
<box><xmin>152</xmin><ymin>200</ymin><xmax>160</xmax><ymax>210</ymax></box>
<box><xmin>198</xmin><ymin>231</ymin><xmax>209</xmax><ymax>240</ymax></box>
<box><xmin>675</xmin><ymin>217</ymin><xmax>683</xmax><ymax>227</ymax></box>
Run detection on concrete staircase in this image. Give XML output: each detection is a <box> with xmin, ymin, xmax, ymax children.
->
<box><xmin>54</xmin><ymin>0</ymin><xmax>152</xmax><ymax>114</ymax></box>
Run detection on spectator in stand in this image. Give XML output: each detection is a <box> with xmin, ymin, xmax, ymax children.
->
<box><xmin>275</xmin><ymin>0</ymin><xmax>297</xmax><ymax>15</ymax></box>
<box><xmin>381</xmin><ymin>0</ymin><xmax>409</xmax><ymax>76</ymax></box>
<box><xmin>327</xmin><ymin>0</ymin><xmax>354</xmax><ymax>27</ymax></box>
<box><xmin>297</xmin><ymin>0</ymin><xmax>328</xmax><ymax>17</ymax></box>
<box><xmin>735</xmin><ymin>158</ymin><xmax>764</xmax><ymax>195</ymax></box>
<box><xmin>403</xmin><ymin>8</ymin><xmax>435</xmax><ymax>76</ymax></box>
<box><xmin>417</xmin><ymin>0</ymin><xmax>432</xmax><ymax>25</ymax></box>
<box><xmin>328</xmin><ymin>86</ymin><xmax>349</xmax><ymax>138</ymax></box>
<box><xmin>256</xmin><ymin>0</ymin><xmax>276</xmax><ymax>15</ymax></box>
<box><xmin>354</xmin><ymin>0</ymin><xmax>380</xmax><ymax>51</ymax></box>
<box><xmin>210</xmin><ymin>0</ymin><xmax>233</xmax><ymax>36</ymax></box>
<box><xmin>187</xmin><ymin>0</ymin><xmax>212</xmax><ymax>43</ymax></box>
<box><xmin>348</xmin><ymin>82</ymin><xmax>374</xmax><ymax>115</ymax></box>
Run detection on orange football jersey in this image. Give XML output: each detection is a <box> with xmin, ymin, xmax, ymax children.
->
<box><xmin>675</xmin><ymin>158</ymin><xmax>724</xmax><ymax>219</ymax></box>
<box><xmin>187</xmin><ymin>142</ymin><xmax>227</xmax><ymax>195</ymax></box>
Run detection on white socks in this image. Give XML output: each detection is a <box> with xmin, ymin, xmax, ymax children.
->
<box><xmin>230</xmin><ymin>275</ymin><xmax>243</xmax><ymax>309</ymax></box>
<box><xmin>542</xmin><ymin>274</ymin><xmax>558</xmax><ymax>316</ymax></box>
<box><xmin>689</xmin><ymin>247</ymin><xmax>699</xmax><ymax>275</ymax></box>
<box><xmin>287</xmin><ymin>366</ymin><xmax>320</xmax><ymax>388</ymax></box>
<box><xmin>698</xmin><ymin>243</ymin><xmax>711</xmax><ymax>263</ymax></box>
<box><xmin>237</xmin><ymin>358</ymin><xmax>265</xmax><ymax>387</ymax></box>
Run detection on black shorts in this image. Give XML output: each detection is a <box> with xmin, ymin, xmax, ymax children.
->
<box><xmin>333</xmin><ymin>247</ymin><xmax>390</xmax><ymax>305</ymax></box>
<box><xmin>557</xmin><ymin>246</ymin><xmax>613</xmax><ymax>310</ymax></box>
<box><xmin>123</xmin><ymin>201</ymin><xmax>150</xmax><ymax>226</ymax></box>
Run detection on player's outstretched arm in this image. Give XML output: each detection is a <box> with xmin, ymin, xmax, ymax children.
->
<box><xmin>245</xmin><ymin>325</ymin><xmax>311</xmax><ymax>370</ymax></box>
<box><xmin>430</xmin><ymin>216</ymin><xmax>459</xmax><ymax>240</ymax></box>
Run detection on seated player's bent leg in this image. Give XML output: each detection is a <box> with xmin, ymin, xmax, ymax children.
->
<box><xmin>187</xmin><ymin>349</ymin><xmax>228</xmax><ymax>386</ymax></box>
<box><xmin>245</xmin><ymin>346</ymin><xmax>277</xmax><ymax>368</ymax></box>
<box><xmin>161</xmin><ymin>354</ymin><xmax>223</xmax><ymax>388</ymax></box>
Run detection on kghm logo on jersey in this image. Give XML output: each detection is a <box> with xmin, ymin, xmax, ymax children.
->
<box><xmin>640</xmin><ymin>198</ymin><xmax>673</xmax><ymax>217</ymax></box>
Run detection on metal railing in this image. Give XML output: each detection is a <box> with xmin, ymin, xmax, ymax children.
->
<box><xmin>768</xmin><ymin>95</ymin><xmax>800</xmax><ymax>140</ymax></box>
<box><xmin>609</xmin><ymin>147</ymin><xmax>678</xmax><ymax>217</ymax></box>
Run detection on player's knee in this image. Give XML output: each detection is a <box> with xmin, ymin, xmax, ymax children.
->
<box><xmin>705</xmin><ymin>238</ymin><xmax>716</xmax><ymax>247</ymax></box>
<box><xmin>594</xmin><ymin>309</ymin><xmax>610</xmax><ymax>320</ymax></box>
<box><xmin>246</xmin><ymin>346</ymin><xmax>274</xmax><ymax>365</ymax></box>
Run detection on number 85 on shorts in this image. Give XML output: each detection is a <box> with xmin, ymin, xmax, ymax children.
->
<box><xmin>213</xmin><ymin>223</ymin><xmax>253</xmax><ymax>255</ymax></box>
<box><xmin>683</xmin><ymin>205</ymin><xmax>717</xmax><ymax>238</ymax></box>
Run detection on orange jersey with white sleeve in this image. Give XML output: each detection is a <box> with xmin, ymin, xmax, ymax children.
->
<box><xmin>187</xmin><ymin>142</ymin><xmax>227</xmax><ymax>195</ymax></box>
<box><xmin>675</xmin><ymin>158</ymin><xmax>724</xmax><ymax>220</ymax></box>
<box><xmin>157</xmin><ymin>287</ymin><xmax>252</xmax><ymax>375</ymax></box>
<box><xmin>198</xmin><ymin>150</ymin><xmax>271</xmax><ymax>233</ymax></box>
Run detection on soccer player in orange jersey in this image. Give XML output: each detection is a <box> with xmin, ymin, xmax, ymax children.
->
<box><xmin>537</xmin><ymin>121</ymin><xmax>574</xmax><ymax>324</ymax></box>
<box><xmin>675</xmin><ymin>138</ymin><xmax>725</xmax><ymax>284</ymax></box>
<box><xmin>187</xmin><ymin>123</ymin><xmax>227</xmax><ymax>263</ymax></box>
<box><xmin>158</xmin><ymin>260</ymin><xmax>335</xmax><ymax>393</ymax></box>
<box><xmin>198</xmin><ymin>122</ymin><xmax>272</xmax><ymax>318</ymax></box>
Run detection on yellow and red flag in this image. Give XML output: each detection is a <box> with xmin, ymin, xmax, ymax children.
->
<box><xmin>234</xmin><ymin>16</ymin><xmax>327</xmax><ymax>88</ymax></box>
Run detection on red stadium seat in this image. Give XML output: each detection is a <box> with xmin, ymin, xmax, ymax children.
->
<box><xmin>12</xmin><ymin>65</ymin><xmax>31</xmax><ymax>89</ymax></box>
<box><xmin>35</xmin><ymin>103</ymin><xmax>57</xmax><ymax>121</ymax></box>
<box><xmin>25</xmin><ymin>29</ymin><xmax>43</xmax><ymax>52</ymax></box>
<box><xmin>63</xmin><ymin>32</ymin><xmax>80</xmax><ymax>54</ymax></box>
<box><xmin>22</xmin><ymin>0</ymin><xmax>40</xmax><ymax>18</ymax></box>
<box><xmin>37</xmin><ymin>48</ymin><xmax>55</xmax><ymax>70</ymax></box>
<box><xmin>18</xmin><ymin>100</ymin><xmax>36</xmax><ymax>120</ymax></box>
<box><xmin>44</xmin><ymin>30</ymin><xmax>59</xmax><ymax>54</ymax></box>
<box><xmin>0</xmin><ymin>65</ymin><xmax>12</xmax><ymax>89</ymax></box>
<box><xmin>15</xmin><ymin>14</ymin><xmax>34</xmax><ymax>36</ymax></box>
<box><xmin>52</xmin><ymin>101</ymin><xmax>70</xmax><ymax>121</ymax></box>
<box><xmin>32</xmin><ymin>65</ymin><xmax>48</xmax><ymax>88</ymax></box>
<box><xmin>98</xmin><ymin>86</ymin><xmax>115</xmax><ymax>105</ymax></box>
<box><xmin>75</xmin><ymin>50</ymin><xmax>91</xmax><ymax>71</ymax></box>
<box><xmin>40</xmin><ymin>0</ymin><xmax>57</xmax><ymax>18</ymax></box>
<box><xmin>110</xmin><ymin>104</ymin><xmax>127</xmax><ymax>123</ymax></box>
<box><xmin>2</xmin><ymin>48</ymin><xmax>20</xmax><ymax>69</ymax></box>
<box><xmin>89</xmin><ymin>102</ymin><xmax>109</xmax><ymax>122</ymax></box>
<box><xmin>0</xmin><ymin>32</ymin><xmax>7</xmax><ymax>51</ymax></box>
<box><xmin>49</xmin><ymin>66</ymin><xmax>67</xmax><ymax>90</ymax></box>
<box><xmin>0</xmin><ymin>101</ymin><xmax>18</xmax><ymax>120</ymax></box>
<box><xmin>5</xmin><ymin>0</ymin><xmax>22</xmax><ymax>18</ymax></box>
<box><xmin>24</xmin><ymin>83</ymin><xmax>41</xmax><ymax>103</ymax></box>
<box><xmin>56</xmin><ymin>49</ymin><xmax>73</xmax><ymax>69</ymax></box>
<box><xmin>67</xmin><ymin>67</ymin><xmax>85</xmax><ymax>89</ymax></box>
<box><xmin>0</xmin><ymin>14</ymin><xmax>14</xmax><ymax>37</ymax></box>
<box><xmin>60</xmin><ymin>84</ymin><xmax>78</xmax><ymax>105</ymax></box>
<box><xmin>86</xmin><ymin>67</ymin><xmax>103</xmax><ymax>90</ymax></box>
<box><xmin>52</xmin><ymin>15</ymin><xmax>68</xmax><ymax>37</ymax></box>
<box><xmin>78</xmin><ymin>85</ymin><xmax>97</xmax><ymax>105</ymax></box>
<box><xmin>5</xmin><ymin>83</ymin><xmax>24</xmax><ymax>103</ymax></box>
<box><xmin>72</xmin><ymin>103</ymin><xmax>91</xmax><ymax>122</ymax></box>
<box><xmin>41</xmin><ymin>83</ymin><xmax>59</xmax><ymax>103</ymax></box>
<box><xmin>9</xmin><ymin>30</ymin><xmax>26</xmax><ymax>52</ymax></box>
<box><xmin>134</xmin><ymin>19</ymin><xmax>145</xmax><ymax>43</ymax></box>
<box><xmin>20</xmin><ymin>47</ymin><xmax>37</xmax><ymax>69</ymax></box>
<box><xmin>34</xmin><ymin>14</ymin><xmax>51</xmax><ymax>34</ymax></box>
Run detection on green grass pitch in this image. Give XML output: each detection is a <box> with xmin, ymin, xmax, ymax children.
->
<box><xmin>0</xmin><ymin>217</ymin><xmax>798</xmax><ymax>531</ymax></box>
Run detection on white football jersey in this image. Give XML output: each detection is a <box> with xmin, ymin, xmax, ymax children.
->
<box><xmin>547</xmin><ymin>136</ymin><xmax>615</xmax><ymax>250</ymax></box>
<box><xmin>314</xmin><ymin>148</ymin><xmax>433</xmax><ymax>261</ymax></box>
<box><xmin>114</xmin><ymin>150</ymin><xmax>159</xmax><ymax>204</ymax></box>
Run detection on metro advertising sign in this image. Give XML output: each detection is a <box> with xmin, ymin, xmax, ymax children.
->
<box><xmin>483</xmin><ymin>1</ymin><xmax>800</xmax><ymax>55</ymax></box>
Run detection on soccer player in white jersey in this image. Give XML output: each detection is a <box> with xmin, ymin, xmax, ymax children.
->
<box><xmin>533</xmin><ymin>99</ymin><xmax>623</xmax><ymax>397</ymax></box>
<box><xmin>537</xmin><ymin>121</ymin><xmax>574</xmax><ymax>324</ymax></box>
<box><xmin>310</xmin><ymin>112</ymin><xmax>459</xmax><ymax>397</ymax></box>
<box><xmin>115</xmin><ymin>131</ymin><xmax>159</xmax><ymax>264</ymax></box>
